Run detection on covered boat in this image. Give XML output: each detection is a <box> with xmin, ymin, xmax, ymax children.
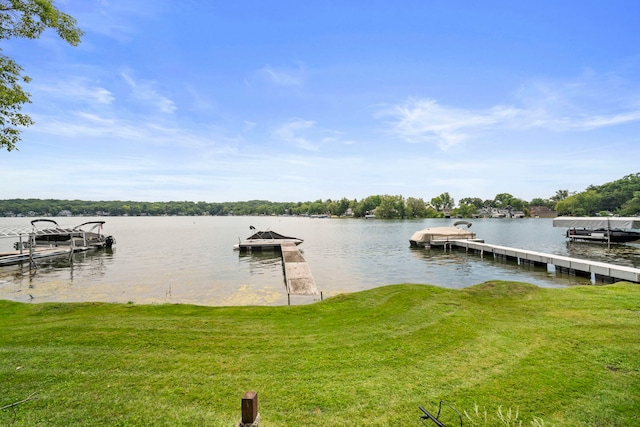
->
<box><xmin>553</xmin><ymin>217</ymin><xmax>640</xmax><ymax>244</ymax></box>
<box><xmin>409</xmin><ymin>221</ymin><xmax>477</xmax><ymax>247</ymax></box>
<box><xmin>234</xmin><ymin>228</ymin><xmax>303</xmax><ymax>251</ymax></box>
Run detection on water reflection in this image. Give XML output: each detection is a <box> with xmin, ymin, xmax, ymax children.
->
<box><xmin>410</xmin><ymin>245</ymin><xmax>593</xmax><ymax>288</ymax></box>
<box><xmin>0</xmin><ymin>216</ymin><xmax>638</xmax><ymax>305</ymax></box>
<box><xmin>564</xmin><ymin>241</ymin><xmax>640</xmax><ymax>268</ymax></box>
<box><xmin>238</xmin><ymin>251</ymin><xmax>285</xmax><ymax>277</ymax></box>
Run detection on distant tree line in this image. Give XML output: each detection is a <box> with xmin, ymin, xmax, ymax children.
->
<box><xmin>1</xmin><ymin>173</ymin><xmax>639</xmax><ymax>219</ymax></box>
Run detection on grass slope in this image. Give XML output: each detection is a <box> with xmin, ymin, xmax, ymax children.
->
<box><xmin>1</xmin><ymin>282</ymin><xmax>639</xmax><ymax>426</ymax></box>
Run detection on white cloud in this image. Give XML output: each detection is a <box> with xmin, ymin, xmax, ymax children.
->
<box><xmin>377</xmin><ymin>98</ymin><xmax>522</xmax><ymax>149</ymax></box>
<box><xmin>273</xmin><ymin>119</ymin><xmax>318</xmax><ymax>151</ymax></box>
<box><xmin>34</xmin><ymin>77</ymin><xmax>114</xmax><ymax>105</ymax></box>
<box><xmin>256</xmin><ymin>63</ymin><xmax>306</xmax><ymax>87</ymax></box>
<box><xmin>272</xmin><ymin>119</ymin><xmax>353</xmax><ymax>152</ymax></box>
<box><xmin>379</xmin><ymin>77</ymin><xmax>640</xmax><ymax>150</ymax></box>
<box><xmin>243</xmin><ymin>120</ymin><xmax>256</xmax><ymax>132</ymax></box>
<box><xmin>576</xmin><ymin>110</ymin><xmax>640</xmax><ymax>129</ymax></box>
<box><xmin>64</xmin><ymin>0</ymin><xmax>168</xmax><ymax>43</ymax></box>
<box><xmin>121</xmin><ymin>71</ymin><xmax>176</xmax><ymax>114</ymax></box>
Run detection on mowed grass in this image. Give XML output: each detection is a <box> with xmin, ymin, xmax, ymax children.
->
<box><xmin>1</xmin><ymin>282</ymin><xmax>639</xmax><ymax>426</ymax></box>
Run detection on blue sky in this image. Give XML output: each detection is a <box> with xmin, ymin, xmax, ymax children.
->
<box><xmin>2</xmin><ymin>0</ymin><xmax>640</xmax><ymax>204</ymax></box>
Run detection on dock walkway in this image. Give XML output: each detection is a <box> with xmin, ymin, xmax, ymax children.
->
<box><xmin>280</xmin><ymin>242</ymin><xmax>319</xmax><ymax>295</ymax></box>
<box><xmin>431</xmin><ymin>239</ymin><xmax>640</xmax><ymax>283</ymax></box>
<box><xmin>0</xmin><ymin>246</ymin><xmax>89</xmax><ymax>267</ymax></box>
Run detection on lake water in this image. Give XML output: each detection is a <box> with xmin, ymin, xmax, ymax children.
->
<box><xmin>1</xmin><ymin>216</ymin><xmax>639</xmax><ymax>306</ymax></box>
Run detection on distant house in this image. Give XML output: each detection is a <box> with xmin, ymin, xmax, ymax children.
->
<box><xmin>58</xmin><ymin>210</ymin><xmax>72</xmax><ymax>217</ymax></box>
<box><xmin>475</xmin><ymin>207</ymin><xmax>509</xmax><ymax>218</ymax></box>
<box><xmin>529</xmin><ymin>206</ymin><xmax>557</xmax><ymax>218</ymax></box>
<box><xmin>475</xmin><ymin>207</ymin><xmax>525</xmax><ymax>218</ymax></box>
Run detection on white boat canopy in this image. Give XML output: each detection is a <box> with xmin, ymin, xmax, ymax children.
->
<box><xmin>553</xmin><ymin>217</ymin><xmax>640</xmax><ymax>230</ymax></box>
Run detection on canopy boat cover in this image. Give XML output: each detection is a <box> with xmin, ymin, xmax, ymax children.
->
<box><xmin>552</xmin><ymin>217</ymin><xmax>640</xmax><ymax>230</ymax></box>
<box><xmin>409</xmin><ymin>221</ymin><xmax>476</xmax><ymax>247</ymax></box>
<box><xmin>553</xmin><ymin>217</ymin><xmax>640</xmax><ymax>243</ymax></box>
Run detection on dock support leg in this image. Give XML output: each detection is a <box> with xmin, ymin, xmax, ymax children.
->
<box><xmin>594</xmin><ymin>274</ymin><xmax>616</xmax><ymax>284</ymax></box>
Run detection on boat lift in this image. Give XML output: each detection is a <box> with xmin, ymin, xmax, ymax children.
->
<box><xmin>553</xmin><ymin>216</ymin><xmax>640</xmax><ymax>248</ymax></box>
<box><xmin>0</xmin><ymin>224</ymin><xmax>90</xmax><ymax>269</ymax></box>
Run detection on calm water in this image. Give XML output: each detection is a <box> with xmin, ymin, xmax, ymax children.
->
<box><xmin>1</xmin><ymin>216</ymin><xmax>638</xmax><ymax>306</ymax></box>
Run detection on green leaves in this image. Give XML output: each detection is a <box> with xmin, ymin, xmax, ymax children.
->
<box><xmin>0</xmin><ymin>0</ymin><xmax>83</xmax><ymax>151</ymax></box>
<box><xmin>0</xmin><ymin>53</ymin><xmax>33</xmax><ymax>151</ymax></box>
<box><xmin>0</xmin><ymin>0</ymin><xmax>84</xmax><ymax>44</ymax></box>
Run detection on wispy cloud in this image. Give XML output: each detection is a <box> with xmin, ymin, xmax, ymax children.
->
<box><xmin>377</xmin><ymin>99</ymin><xmax>521</xmax><ymax>149</ymax></box>
<box><xmin>256</xmin><ymin>63</ymin><xmax>306</xmax><ymax>87</ymax></box>
<box><xmin>121</xmin><ymin>71</ymin><xmax>176</xmax><ymax>114</ymax></box>
<box><xmin>271</xmin><ymin>119</ymin><xmax>351</xmax><ymax>152</ymax></box>
<box><xmin>273</xmin><ymin>119</ymin><xmax>318</xmax><ymax>151</ymax></box>
<box><xmin>29</xmin><ymin>109</ymin><xmax>240</xmax><ymax>153</ymax></box>
<box><xmin>66</xmin><ymin>0</ymin><xmax>168</xmax><ymax>43</ymax></box>
<box><xmin>379</xmin><ymin>74</ymin><xmax>640</xmax><ymax>150</ymax></box>
<box><xmin>34</xmin><ymin>77</ymin><xmax>114</xmax><ymax>105</ymax></box>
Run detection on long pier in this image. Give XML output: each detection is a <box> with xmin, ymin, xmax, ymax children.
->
<box><xmin>238</xmin><ymin>241</ymin><xmax>319</xmax><ymax>300</ymax></box>
<box><xmin>430</xmin><ymin>239</ymin><xmax>640</xmax><ymax>283</ymax></box>
<box><xmin>280</xmin><ymin>242</ymin><xmax>319</xmax><ymax>296</ymax></box>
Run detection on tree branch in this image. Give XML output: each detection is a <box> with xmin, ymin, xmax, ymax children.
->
<box><xmin>0</xmin><ymin>392</ymin><xmax>38</xmax><ymax>411</ymax></box>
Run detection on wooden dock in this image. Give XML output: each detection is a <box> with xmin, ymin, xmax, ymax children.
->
<box><xmin>430</xmin><ymin>239</ymin><xmax>640</xmax><ymax>283</ymax></box>
<box><xmin>280</xmin><ymin>242</ymin><xmax>319</xmax><ymax>295</ymax></box>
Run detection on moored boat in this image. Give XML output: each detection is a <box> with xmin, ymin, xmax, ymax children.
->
<box><xmin>234</xmin><ymin>228</ymin><xmax>303</xmax><ymax>251</ymax></box>
<box><xmin>409</xmin><ymin>220</ymin><xmax>477</xmax><ymax>247</ymax></box>
<box><xmin>17</xmin><ymin>219</ymin><xmax>115</xmax><ymax>250</ymax></box>
<box><xmin>553</xmin><ymin>217</ymin><xmax>640</xmax><ymax>244</ymax></box>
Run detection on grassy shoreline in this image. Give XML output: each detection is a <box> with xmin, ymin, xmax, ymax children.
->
<box><xmin>1</xmin><ymin>282</ymin><xmax>639</xmax><ymax>426</ymax></box>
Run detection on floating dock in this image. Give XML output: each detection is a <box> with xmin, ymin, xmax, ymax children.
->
<box><xmin>429</xmin><ymin>239</ymin><xmax>640</xmax><ymax>283</ymax></box>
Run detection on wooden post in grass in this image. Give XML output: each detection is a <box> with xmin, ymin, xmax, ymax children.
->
<box><xmin>236</xmin><ymin>391</ymin><xmax>259</xmax><ymax>426</ymax></box>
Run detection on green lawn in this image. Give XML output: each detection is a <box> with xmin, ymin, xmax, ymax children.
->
<box><xmin>1</xmin><ymin>282</ymin><xmax>639</xmax><ymax>426</ymax></box>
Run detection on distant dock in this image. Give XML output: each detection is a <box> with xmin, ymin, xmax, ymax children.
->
<box><xmin>429</xmin><ymin>239</ymin><xmax>640</xmax><ymax>283</ymax></box>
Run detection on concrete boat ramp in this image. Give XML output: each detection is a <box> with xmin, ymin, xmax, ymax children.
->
<box><xmin>429</xmin><ymin>239</ymin><xmax>640</xmax><ymax>283</ymax></box>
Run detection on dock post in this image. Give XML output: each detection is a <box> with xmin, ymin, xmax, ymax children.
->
<box><xmin>237</xmin><ymin>391</ymin><xmax>259</xmax><ymax>427</ymax></box>
<box><xmin>28</xmin><ymin>233</ymin><xmax>36</xmax><ymax>270</ymax></box>
<box><xmin>69</xmin><ymin>237</ymin><xmax>75</xmax><ymax>262</ymax></box>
